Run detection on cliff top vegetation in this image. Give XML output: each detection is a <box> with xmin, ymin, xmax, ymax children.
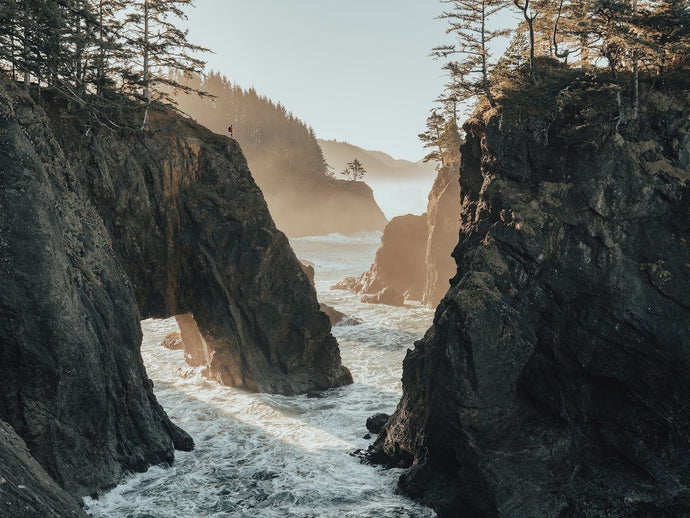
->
<box><xmin>424</xmin><ymin>0</ymin><xmax>690</xmax><ymax>158</ymax></box>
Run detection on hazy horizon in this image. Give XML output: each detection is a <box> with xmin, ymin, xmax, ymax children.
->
<box><xmin>181</xmin><ymin>1</ymin><xmax>450</xmax><ymax>162</ymax></box>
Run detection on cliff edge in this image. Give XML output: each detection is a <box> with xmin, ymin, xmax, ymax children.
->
<box><xmin>0</xmin><ymin>74</ymin><xmax>351</xmax><ymax>502</ymax></box>
<box><xmin>372</xmin><ymin>79</ymin><xmax>690</xmax><ymax>517</ymax></box>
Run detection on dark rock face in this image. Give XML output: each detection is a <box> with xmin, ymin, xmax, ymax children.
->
<box><xmin>48</xmin><ymin>101</ymin><xmax>352</xmax><ymax>396</ymax></box>
<box><xmin>299</xmin><ymin>259</ymin><xmax>316</xmax><ymax>286</ymax></box>
<box><xmin>366</xmin><ymin>413</ymin><xmax>390</xmax><ymax>434</ymax></box>
<box><xmin>372</xmin><ymin>91</ymin><xmax>690</xmax><ymax>517</ymax></box>
<box><xmin>333</xmin><ymin>170</ymin><xmax>459</xmax><ymax>308</ymax></box>
<box><xmin>0</xmin><ymin>420</ymin><xmax>87</xmax><ymax>518</ymax></box>
<box><xmin>0</xmin><ymin>79</ymin><xmax>192</xmax><ymax>498</ymax></box>
<box><xmin>0</xmin><ymin>73</ymin><xmax>351</xmax><ymax>501</ymax></box>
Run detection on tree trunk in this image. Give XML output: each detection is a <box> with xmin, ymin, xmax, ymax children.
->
<box><xmin>631</xmin><ymin>0</ymin><xmax>639</xmax><ymax>119</ymax></box>
<box><xmin>527</xmin><ymin>15</ymin><xmax>537</xmax><ymax>85</ymax></box>
<box><xmin>481</xmin><ymin>0</ymin><xmax>496</xmax><ymax>107</ymax></box>
<box><xmin>23</xmin><ymin>2</ymin><xmax>29</xmax><ymax>92</ymax></box>
<box><xmin>514</xmin><ymin>0</ymin><xmax>538</xmax><ymax>85</ymax></box>
<box><xmin>141</xmin><ymin>0</ymin><xmax>150</xmax><ymax>129</ymax></box>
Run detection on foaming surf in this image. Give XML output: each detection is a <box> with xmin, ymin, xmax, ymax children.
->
<box><xmin>84</xmin><ymin>233</ymin><xmax>436</xmax><ymax>518</ymax></box>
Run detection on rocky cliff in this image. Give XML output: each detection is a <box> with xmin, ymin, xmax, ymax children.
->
<box><xmin>333</xmin><ymin>166</ymin><xmax>459</xmax><ymax>307</ymax></box>
<box><xmin>334</xmin><ymin>214</ymin><xmax>428</xmax><ymax>304</ymax></box>
<box><xmin>0</xmin><ymin>78</ymin><xmax>192</xmax><ymax>498</ymax></box>
<box><xmin>371</xmin><ymin>83</ymin><xmax>690</xmax><ymax>517</ymax></box>
<box><xmin>48</xmin><ymin>100</ymin><xmax>351</xmax><ymax>395</ymax></box>
<box><xmin>422</xmin><ymin>165</ymin><xmax>461</xmax><ymax>306</ymax></box>
<box><xmin>0</xmin><ymin>420</ymin><xmax>87</xmax><ymax>517</ymax></box>
<box><xmin>0</xmin><ymin>74</ymin><xmax>350</xmax><ymax>502</ymax></box>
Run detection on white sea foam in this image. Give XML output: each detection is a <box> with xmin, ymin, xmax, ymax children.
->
<box><xmin>84</xmin><ymin>235</ymin><xmax>436</xmax><ymax>518</ymax></box>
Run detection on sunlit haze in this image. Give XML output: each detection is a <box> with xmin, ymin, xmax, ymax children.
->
<box><xmin>181</xmin><ymin>1</ymin><xmax>449</xmax><ymax>162</ymax></box>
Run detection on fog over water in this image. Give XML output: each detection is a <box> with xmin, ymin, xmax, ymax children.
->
<box><xmin>369</xmin><ymin>178</ymin><xmax>436</xmax><ymax>219</ymax></box>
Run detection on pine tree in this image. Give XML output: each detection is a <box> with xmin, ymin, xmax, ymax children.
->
<box><xmin>634</xmin><ymin>0</ymin><xmax>690</xmax><ymax>78</ymax></box>
<box><xmin>92</xmin><ymin>0</ymin><xmax>130</xmax><ymax>97</ymax></box>
<box><xmin>512</xmin><ymin>0</ymin><xmax>539</xmax><ymax>84</ymax></box>
<box><xmin>434</xmin><ymin>0</ymin><xmax>509</xmax><ymax>107</ymax></box>
<box><xmin>419</xmin><ymin>110</ymin><xmax>447</xmax><ymax>166</ymax></box>
<box><xmin>122</xmin><ymin>0</ymin><xmax>210</xmax><ymax>128</ymax></box>
<box><xmin>341</xmin><ymin>158</ymin><xmax>366</xmax><ymax>181</ymax></box>
<box><xmin>0</xmin><ymin>1</ymin><xmax>21</xmax><ymax>80</ymax></box>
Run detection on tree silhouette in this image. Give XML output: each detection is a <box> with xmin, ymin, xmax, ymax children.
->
<box><xmin>341</xmin><ymin>158</ymin><xmax>367</xmax><ymax>181</ymax></box>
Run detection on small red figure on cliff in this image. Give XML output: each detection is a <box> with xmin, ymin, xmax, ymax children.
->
<box><xmin>228</xmin><ymin>125</ymin><xmax>234</xmax><ymax>139</ymax></box>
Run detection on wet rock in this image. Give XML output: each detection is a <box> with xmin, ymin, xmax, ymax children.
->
<box><xmin>363</xmin><ymin>433</ymin><xmax>372</xmax><ymax>440</ymax></box>
<box><xmin>161</xmin><ymin>332</ymin><xmax>184</xmax><ymax>350</ymax></box>
<box><xmin>307</xmin><ymin>391</ymin><xmax>324</xmax><ymax>399</ymax></box>
<box><xmin>0</xmin><ymin>420</ymin><xmax>87</xmax><ymax>517</ymax></box>
<box><xmin>372</xmin><ymin>87</ymin><xmax>690</xmax><ymax>517</ymax></box>
<box><xmin>318</xmin><ymin>303</ymin><xmax>348</xmax><ymax>326</ymax></box>
<box><xmin>366</xmin><ymin>413</ymin><xmax>390</xmax><ymax>434</ymax></box>
<box><xmin>299</xmin><ymin>260</ymin><xmax>316</xmax><ymax>286</ymax></box>
<box><xmin>361</xmin><ymin>287</ymin><xmax>405</xmax><ymax>307</ymax></box>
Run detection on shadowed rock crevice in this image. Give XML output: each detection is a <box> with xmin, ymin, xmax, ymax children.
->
<box><xmin>371</xmin><ymin>87</ymin><xmax>690</xmax><ymax>517</ymax></box>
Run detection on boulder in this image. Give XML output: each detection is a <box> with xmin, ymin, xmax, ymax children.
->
<box><xmin>361</xmin><ymin>287</ymin><xmax>405</xmax><ymax>307</ymax></box>
<box><xmin>366</xmin><ymin>413</ymin><xmax>390</xmax><ymax>434</ymax></box>
<box><xmin>161</xmin><ymin>332</ymin><xmax>184</xmax><ymax>350</ymax></box>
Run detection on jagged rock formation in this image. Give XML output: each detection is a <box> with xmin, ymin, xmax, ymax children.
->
<box><xmin>334</xmin><ymin>214</ymin><xmax>427</xmax><ymax>302</ymax></box>
<box><xmin>0</xmin><ymin>420</ymin><xmax>87</xmax><ymax>518</ymax></box>
<box><xmin>161</xmin><ymin>332</ymin><xmax>184</xmax><ymax>350</ymax></box>
<box><xmin>0</xmin><ymin>73</ymin><xmax>351</xmax><ymax>501</ymax></box>
<box><xmin>372</xmin><ymin>87</ymin><xmax>690</xmax><ymax>517</ymax></box>
<box><xmin>361</xmin><ymin>287</ymin><xmax>406</xmax><ymax>307</ymax></box>
<box><xmin>0</xmin><ymin>79</ymin><xmax>192</xmax><ymax>498</ymax></box>
<box><xmin>423</xmin><ymin>165</ymin><xmax>461</xmax><ymax>306</ymax></box>
<box><xmin>333</xmin><ymin>168</ymin><xmax>459</xmax><ymax>307</ymax></box>
<box><xmin>48</xmin><ymin>95</ymin><xmax>352</xmax><ymax>396</ymax></box>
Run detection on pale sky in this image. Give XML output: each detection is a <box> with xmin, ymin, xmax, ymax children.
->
<box><xmin>181</xmin><ymin>1</ymin><xmax>451</xmax><ymax>162</ymax></box>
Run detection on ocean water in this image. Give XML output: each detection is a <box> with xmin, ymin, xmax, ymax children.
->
<box><xmin>84</xmin><ymin>232</ymin><xmax>436</xmax><ymax>518</ymax></box>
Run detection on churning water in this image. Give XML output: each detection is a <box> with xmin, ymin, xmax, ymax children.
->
<box><xmin>84</xmin><ymin>233</ymin><xmax>436</xmax><ymax>518</ymax></box>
